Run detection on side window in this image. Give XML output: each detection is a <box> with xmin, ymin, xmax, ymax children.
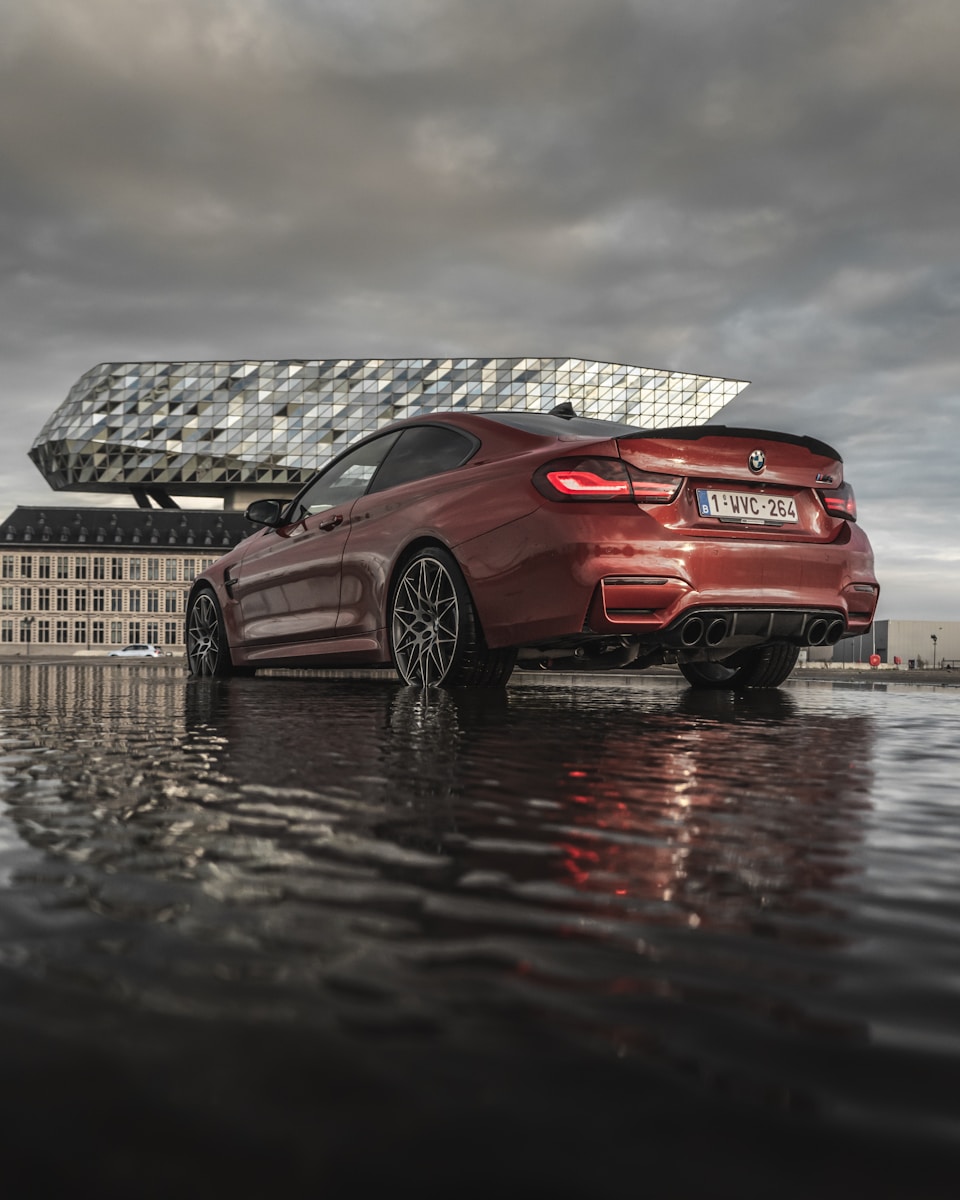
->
<box><xmin>368</xmin><ymin>426</ymin><xmax>477</xmax><ymax>495</ymax></box>
<box><xmin>293</xmin><ymin>433</ymin><xmax>401</xmax><ymax>517</ymax></box>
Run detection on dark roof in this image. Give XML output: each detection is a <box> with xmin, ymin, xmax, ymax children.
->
<box><xmin>0</xmin><ymin>506</ymin><xmax>250</xmax><ymax>550</ymax></box>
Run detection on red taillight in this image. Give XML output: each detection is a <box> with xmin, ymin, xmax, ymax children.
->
<box><xmin>541</xmin><ymin>466</ymin><xmax>632</xmax><ymax>498</ymax></box>
<box><xmin>818</xmin><ymin>481</ymin><xmax>857</xmax><ymax>521</ymax></box>
<box><xmin>628</xmin><ymin>468</ymin><xmax>683</xmax><ymax>503</ymax></box>
<box><xmin>533</xmin><ymin>457</ymin><xmax>682</xmax><ymax>504</ymax></box>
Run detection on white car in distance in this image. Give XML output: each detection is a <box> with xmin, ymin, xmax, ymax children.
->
<box><xmin>108</xmin><ymin>644</ymin><xmax>162</xmax><ymax>658</ymax></box>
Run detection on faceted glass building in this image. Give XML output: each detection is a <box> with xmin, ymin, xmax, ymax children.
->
<box><xmin>29</xmin><ymin>358</ymin><xmax>748</xmax><ymax>509</ymax></box>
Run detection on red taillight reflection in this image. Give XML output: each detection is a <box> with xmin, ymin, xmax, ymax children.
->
<box><xmin>534</xmin><ymin>457</ymin><xmax>681</xmax><ymax>504</ymax></box>
<box><xmin>818</xmin><ymin>482</ymin><xmax>857</xmax><ymax>521</ymax></box>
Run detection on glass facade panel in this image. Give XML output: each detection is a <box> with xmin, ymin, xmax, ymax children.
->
<box><xmin>28</xmin><ymin>358</ymin><xmax>745</xmax><ymax>504</ymax></box>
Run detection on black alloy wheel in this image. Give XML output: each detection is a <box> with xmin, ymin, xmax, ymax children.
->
<box><xmin>186</xmin><ymin>589</ymin><xmax>236</xmax><ymax>678</ymax></box>
<box><xmin>679</xmin><ymin>644</ymin><xmax>800</xmax><ymax>690</ymax></box>
<box><xmin>389</xmin><ymin>547</ymin><xmax>516</xmax><ymax>687</ymax></box>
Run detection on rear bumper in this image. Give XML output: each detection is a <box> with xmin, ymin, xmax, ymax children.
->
<box><xmin>585</xmin><ymin>575</ymin><xmax>878</xmax><ymax>639</ymax></box>
<box><xmin>459</xmin><ymin>505</ymin><xmax>879</xmax><ymax>649</ymax></box>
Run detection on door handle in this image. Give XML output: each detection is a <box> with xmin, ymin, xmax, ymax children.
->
<box><xmin>318</xmin><ymin>514</ymin><xmax>343</xmax><ymax>531</ymax></box>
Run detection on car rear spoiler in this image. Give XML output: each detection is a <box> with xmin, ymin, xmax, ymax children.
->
<box><xmin>623</xmin><ymin>426</ymin><xmax>842</xmax><ymax>463</ymax></box>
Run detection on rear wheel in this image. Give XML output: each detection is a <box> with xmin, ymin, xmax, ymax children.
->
<box><xmin>186</xmin><ymin>589</ymin><xmax>237</xmax><ymax>677</ymax></box>
<box><xmin>389</xmin><ymin>547</ymin><xmax>515</xmax><ymax>687</ymax></box>
<box><xmin>679</xmin><ymin>644</ymin><xmax>800</xmax><ymax>690</ymax></box>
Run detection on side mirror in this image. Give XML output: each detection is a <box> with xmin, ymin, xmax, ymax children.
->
<box><xmin>244</xmin><ymin>498</ymin><xmax>287</xmax><ymax>528</ymax></box>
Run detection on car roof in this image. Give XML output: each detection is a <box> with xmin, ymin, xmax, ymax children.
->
<box><xmin>470</xmin><ymin>410</ymin><xmax>644</xmax><ymax>437</ymax></box>
<box><xmin>375</xmin><ymin>408</ymin><xmax>644</xmax><ymax>441</ymax></box>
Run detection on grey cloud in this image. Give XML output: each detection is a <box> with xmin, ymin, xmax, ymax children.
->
<box><xmin>1</xmin><ymin>0</ymin><xmax>958</xmax><ymax>616</ymax></box>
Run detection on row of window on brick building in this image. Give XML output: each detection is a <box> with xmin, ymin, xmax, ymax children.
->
<box><xmin>4</xmin><ymin>586</ymin><xmax>185</xmax><ymax>612</ymax></box>
<box><xmin>2</xmin><ymin>554</ymin><xmax>217</xmax><ymax>582</ymax></box>
<box><xmin>0</xmin><ymin>553</ymin><xmax>221</xmax><ymax>647</ymax></box>
<box><xmin>1</xmin><ymin>617</ymin><xmax>183</xmax><ymax>646</ymax></box>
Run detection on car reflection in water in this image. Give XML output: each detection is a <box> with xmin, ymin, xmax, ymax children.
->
<box><xmin>183</xmin><ymin>677</ymin><xmax>873</xmax><ymax>933</ymax></box>
<box><xmin>3</xmin><ymin>661</ymin><xmax>913</xmax><ymax>1197</ymax></box>
<box><xmin>174</xmin><ymin>675</ymin><xmax>877</xmax><ymax>1057</ymax></box>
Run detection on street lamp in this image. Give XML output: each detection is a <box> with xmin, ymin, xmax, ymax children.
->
<box><xmin>20</xmin><ymin>615</ymin><xmax>34</xmax><ymax>657</ymax></box>
<box><xmin>930</xmin><ymin>633</ymin><xmax>938</xmax><ymax>670</ymax></box>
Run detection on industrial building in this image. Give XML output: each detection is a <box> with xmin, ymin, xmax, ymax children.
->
<box><xmin>830</xmin><ymin>620</ymin><xmax>960</xmax><ymax>670</ymax></box>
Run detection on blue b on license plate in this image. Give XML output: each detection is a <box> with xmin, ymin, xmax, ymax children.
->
<box><xmin>696</xmin><ymin>488</ymin><xmax>798</xmax><ymax>524</ymax></box>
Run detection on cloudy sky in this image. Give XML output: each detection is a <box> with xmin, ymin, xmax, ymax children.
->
<box><xmin>1</xmin><ymin>0</ymin><xmax>958</xmax><ymax>620</ymax></box>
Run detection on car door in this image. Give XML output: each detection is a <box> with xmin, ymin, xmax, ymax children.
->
<box><xmin>233</xmin><ymin>432</ymin><xmax>400</xmax><ymax>647</ymax></box>
<box><xmin>336</xmin><ymin>424</ymin><xmax>479</xmax><ymax>636</ymax></box>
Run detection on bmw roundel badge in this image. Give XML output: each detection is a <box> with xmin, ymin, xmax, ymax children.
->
<box><xmin>748</xmin><ymin>449</ymin><xmax>766</xmax><ymax>473</ymax></box>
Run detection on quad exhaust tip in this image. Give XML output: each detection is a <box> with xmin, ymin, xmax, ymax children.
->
<box><xmin>676</xmin><ymin>615</ymin><xmax>729</xmax><ymax>648</ymax></box>
<box><xmin>806</xmin><ymin>618</ymin><xmax>830</xmax><ymax>646</ymax></box>
<box><xmin>806</xmin><ymin>617</ymin><xmax>847</xmax><ymax>646</ymax></box>
<box><xmin>704</xmin><ymin>617</ymin><xmax>728</xmax><ymax>647</ymax></box>
<box><xmin>669</xmin><ymin>612</ymin><xmax>846</xmax><ymax>649</ymax></box>
<box><xmin>679</xmin><ymin>616</ymin><xmax>705</xmax><ymax>647</ymax></box>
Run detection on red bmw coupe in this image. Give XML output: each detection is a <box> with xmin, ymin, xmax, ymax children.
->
<box><xmin>186</xmin><ymin>406</ymin><xmax>878</xmax><ymax>689</ymax></box>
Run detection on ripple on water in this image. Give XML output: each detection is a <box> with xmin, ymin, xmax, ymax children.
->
<box><xmin>1</xmin><ymin>663</ymin><xmax>959</xmax><ymax>1193</ymax></box>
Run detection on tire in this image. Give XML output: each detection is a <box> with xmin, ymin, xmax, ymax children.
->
<box><xmin>186</xmin><ymin>588</ymin><xmax>238</xmax><ymax>678</ymax></box>
<box><xmin>679</xmin><ymin>644</ymin><xmax>800</xmax><ymax>690</ymax></box>
<box><xmin>389</xmin><ymin>547</ymin><xmax>516</xmax><ymax>687</ymax></box>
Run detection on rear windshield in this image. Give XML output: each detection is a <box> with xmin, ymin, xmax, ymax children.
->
<box><xmin>483</xmin><ymin>411</ymin><xmax>644</xmax><ymax>437</ymax></box>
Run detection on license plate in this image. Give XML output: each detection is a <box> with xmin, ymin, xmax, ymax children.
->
<box><xmin>696</xmin><ymin>488</ymin><xmax>798</xmax><ymax>524</ymax></box>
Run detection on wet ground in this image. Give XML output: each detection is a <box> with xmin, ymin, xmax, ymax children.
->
<box><xmin>1</xmin><ymin>660</ymin><xmax>959</xmax><ymax>1197</ymax></box>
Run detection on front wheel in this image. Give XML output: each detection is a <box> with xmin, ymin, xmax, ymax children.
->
<box><xmin>679</xmin><ymin>644</ymin><xmax>800</xmax><ymax>690</ymax></box>
<box><xmin>186</xmin><ymin>589</ymin><xmax>238</xmax><ymax>677</ymax></box>
<box><xmin>389</xmin><ymin>548</ymin><xmax>516</xmax><ymax>687</ymax></box>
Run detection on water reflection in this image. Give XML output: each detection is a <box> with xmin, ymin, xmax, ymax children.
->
<box><xmin>2</xmin><ymin>667</ymin><xmax>876</xmax><ymax>1026</ymax></box>
<box><xmin>8</xmin><ymin>662</ymin><xmax>960</xmax><ymax>1196</ymax></box>
<box><xmin>181</xmin><ymin>677</ymin><xmax>875</xmax><ymax>937</ymax></box>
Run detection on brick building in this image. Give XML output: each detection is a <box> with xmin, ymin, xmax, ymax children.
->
<box><xmin>0</xmin><ymin>507</ymin><xmax>248</xmax><ymax>655</ymax></box>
